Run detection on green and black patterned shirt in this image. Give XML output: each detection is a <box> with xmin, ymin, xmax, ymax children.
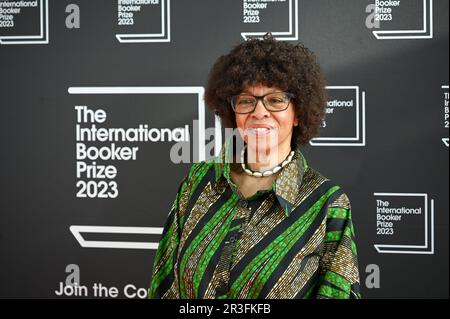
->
<box><xmin>149</xmin><ymin>139</ymin><xmax>361</xmax><ymax>299</ymax></box>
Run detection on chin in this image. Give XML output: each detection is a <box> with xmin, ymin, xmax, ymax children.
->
<box><xmin>246</xmin><ymin>136</ymin><xmax>279</xmax><ymax>153</ymax></box>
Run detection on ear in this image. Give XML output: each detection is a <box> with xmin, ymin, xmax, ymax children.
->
<box><xmin>293</xmin><ymin>116</ymin><xmax>299</xmax><ymax>127</ymax></box>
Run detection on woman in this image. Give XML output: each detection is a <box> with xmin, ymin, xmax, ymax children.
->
<box><xmin>149</xmin><ymin>34</ymin><xmax>361</xmax><ymax>299</ymax></box>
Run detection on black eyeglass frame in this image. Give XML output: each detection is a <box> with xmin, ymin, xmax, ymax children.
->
<box><xmin>228</xmin><ymin>92</ymin><xmax>296</xmax><ymax>114</ymax></box>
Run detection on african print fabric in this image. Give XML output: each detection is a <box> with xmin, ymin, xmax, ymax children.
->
<box><xmin>149</xmin><ymin>139</ymin><xmax>361</xmax><ymax>299</ymax></box>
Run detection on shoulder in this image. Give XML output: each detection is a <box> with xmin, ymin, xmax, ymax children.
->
<box><xmin>173</xmin><ymin>161</ymin><xmax>210</xmax><ymax>193</ymax></box>
<box><xmin>185</xmin><ymin>160</ymin><xmax>214</xmax><ymax>181</ymax></box>
<box><xmin>173</xmin><ymin>160</ymin><xmax>215</xmax><ymax>216</ymax></box>
<box><xmin>179</xmin><ymin>160</ymin><xmax>216</xmax><ymax>194</ymax></box>
<box><xmin>303</xmin><ymin>166</ymin><xmax>352</xmax><ymax>210</ymax></box>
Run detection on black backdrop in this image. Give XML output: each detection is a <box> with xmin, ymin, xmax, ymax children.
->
<box><xmin>0</xmin><ymin>0</ymin><xmax>448</xmax><ymax>299</ymax></box>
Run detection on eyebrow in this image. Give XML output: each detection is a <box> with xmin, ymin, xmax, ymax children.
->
<box><xmin>240</xmin><ymin>89</ymin><xmax>280</xmax><ymax>95</ymax></box>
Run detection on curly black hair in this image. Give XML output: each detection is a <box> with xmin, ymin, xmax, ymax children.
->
<box><xmin>204</xmin><ymin>33</ymin><xmax>327</xmax><ymax>146</ymax></box>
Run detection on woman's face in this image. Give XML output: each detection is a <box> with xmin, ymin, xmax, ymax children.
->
<box><xmin>235</xmin><ymin>83</ymin><xmax>298</xmax><ymax>154</ymax></box>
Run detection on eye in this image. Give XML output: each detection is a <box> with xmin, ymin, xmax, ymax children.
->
<box><xmin>268</xmin><ymin>98</ymin><xmax>284</xmax><ymax>104</ymax></box>
<box><xmin>271</xmin><ymin>98</ymin><xmax>283</xmax><ymax>102</ymax></box>
<box><xmin>238</xmin><ymin>97</ymin><xmax>255</xmax><ymax>104</ymax></box>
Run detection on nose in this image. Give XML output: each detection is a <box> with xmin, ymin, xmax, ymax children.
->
<box><xmin>251</xmin><ymin>99</ymin><xmax>270</xmax><ymax>119</ymax></box>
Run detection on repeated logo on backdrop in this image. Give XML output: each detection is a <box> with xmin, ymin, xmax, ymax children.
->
<box><xmin>310</xmin><ymin>86</ymin><xmax>366</xmax><ymax>147</ymax></box>
<box><xmin>0</xmin><ymin>0</ymin><xmax>447</xmax><ymax>299</ymax></box>
<box><xmin>68</xmin><ymin>86</ymin><xmax>211</xmax><ymax>250</ymax></box>
<box><xmin>0</xmin><ymin>0</ymin><xmax>49</xmax><ymax>44</ymax></box>
<box><xmin>241</xmin><ymin>0</ymin><xmax>298</xmax><ymax>40</ymax></box>
<box><xmin>442</xmin><ymin>85</ymin><xmax>449</xmax><ymax>147</ymax></box>
<box><xmin>369</xmin><ymin>0</ymin><xmax>434</xmax><ymax>40</ymax></box>
<box><xmin>116</xmin><ymin>0</ymin><xmax>170</xmax><ymax>43</ymax></box>
<box><xmin>373</xmin><ymin>192</ymin><xmax>435</xmax><ymax>254</ymax></box>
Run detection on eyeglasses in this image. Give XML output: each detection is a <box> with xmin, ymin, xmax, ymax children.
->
<box><xmin>228</xmin><ymin>92</ymin><xmax>295</xmax><ymax>114</ymax></box>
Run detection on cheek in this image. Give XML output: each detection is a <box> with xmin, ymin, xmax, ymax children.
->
<box><xmin>235</xmin><ymin>115</ymin><xmax>247</xmax><ymax>130</ymax></box>
<box><xmin>274</xmin><ymin>112</ymin><xmax>296</xmax><ymax>136</ymax></box>
<box><xmin>235</xmin><ymin>115</ymin><xmax>248</xmax><ymax>136</ymax></box>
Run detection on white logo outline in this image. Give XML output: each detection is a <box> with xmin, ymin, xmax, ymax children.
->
<box><xmin>115</xmin><ymin>0</ymin><xmax>171</xmax><ymax>43</ymax></box>
<box><xmin>373</xmin><ymin>192</ymin><xmax>435</xmax><ymax>255</ymax></box>
<box><xmin>0</xmin><ymin>0</ymin><xmax>49</xmax><ymax>45</ymax></box>
<box><xmin>372</xmin><ymin>0</ymin><xmax>434</xmax><ymax>40</ymax></box>
<box><xmin>70</xmin><ymin>225</ymin><xmax>163</xmax><ymax>250</ymax></box>
<box><xmin>310</xmin><ymin>86</ymin><xmax>366</xmax><ymax>147</ymax></box>
<box><xmin>68</xmin><ymin>85</ymin><xmax>216</xmax><ymax>250</ymax></box>
<box><xmin>241</xmin><ymin>0</ymin><xmax>298</xmax><ymax>41</ymax></box>
<box><xmin>442</xmin><ymin>85</ymin><xmax>449</xmax><ymax>147</ymax></box>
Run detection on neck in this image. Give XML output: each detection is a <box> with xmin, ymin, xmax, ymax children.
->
<box><xmin>246</xmin><ymin>141</ymin><xmax>292</xmax><ymax>172</ymax></box>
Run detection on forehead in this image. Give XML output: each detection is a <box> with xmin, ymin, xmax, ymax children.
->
<box><xmin>240</xmin><ymin>83</ymin><xmax>282</xmax><ymax>94</ymax></box>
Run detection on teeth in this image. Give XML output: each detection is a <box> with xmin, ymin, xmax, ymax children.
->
<box><xmin>249</xmin><ymin>127</ymin><xmax>271</xmax><ymax>133</ymax></box>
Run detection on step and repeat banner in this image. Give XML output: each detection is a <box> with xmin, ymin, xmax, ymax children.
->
<box><xmin>0</xmin><ymin>0</ymin><xmax>448</xmax><ymax>299</ymax></box>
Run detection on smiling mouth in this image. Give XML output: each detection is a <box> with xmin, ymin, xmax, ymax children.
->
<box><xmin>246</xmin><ymin>127</ymin><xmax>277</xmax><ymax>136</ymax></box>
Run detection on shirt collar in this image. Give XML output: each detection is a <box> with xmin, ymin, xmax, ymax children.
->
<box><xmin>213</xmin><ymin>137</ymin><xmax>308</xmax><ymax>218</ymax></box>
